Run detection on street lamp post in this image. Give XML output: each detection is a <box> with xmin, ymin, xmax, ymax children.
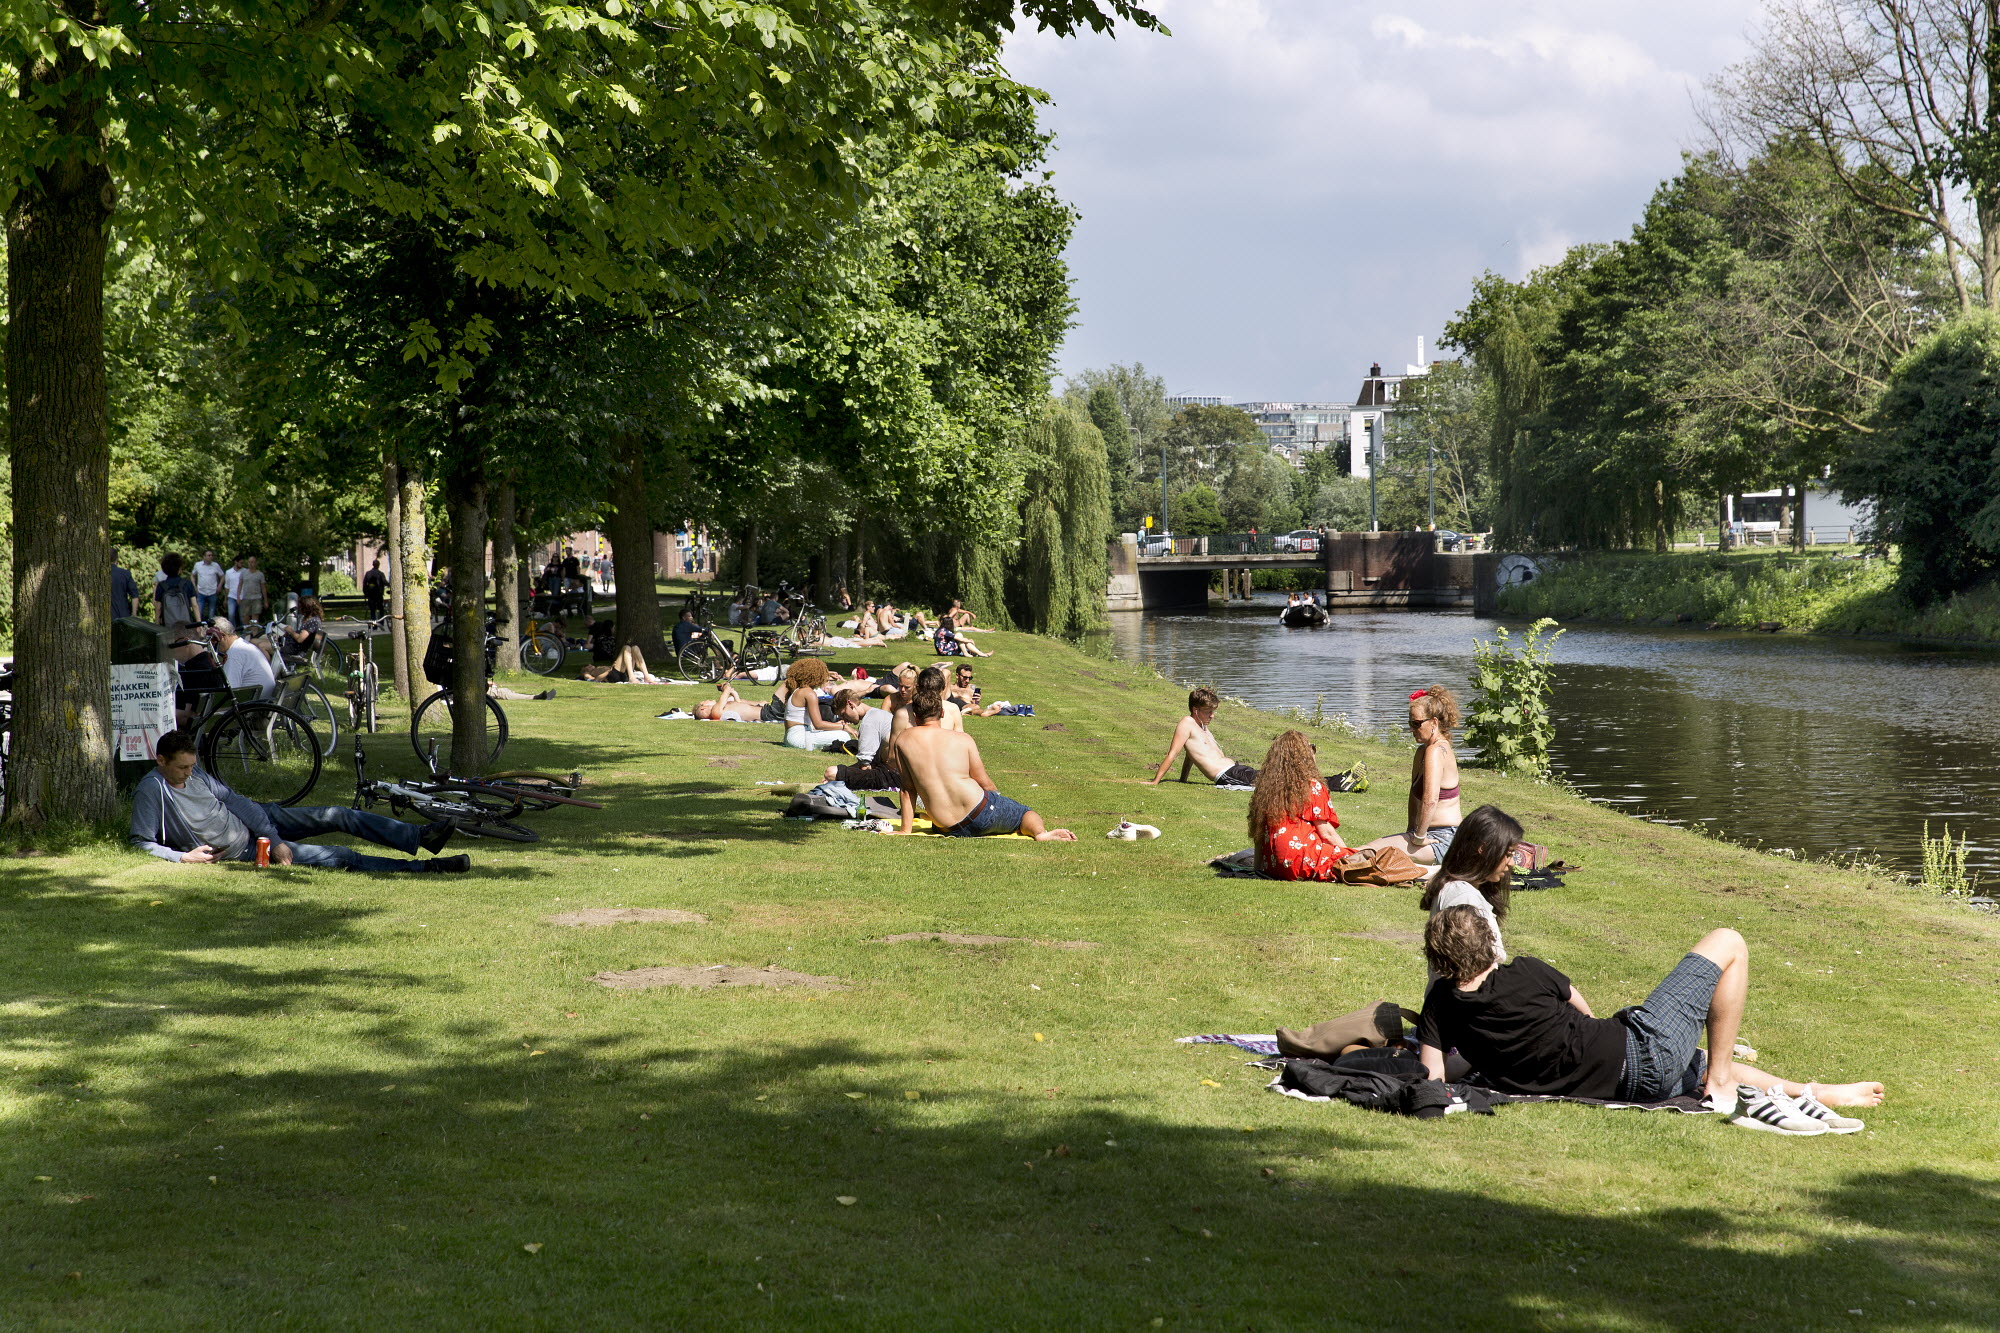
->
<box><xmin>1367</xmin><ymin>418</ymin><xmax>1380</xmax><ymax>533</ymax></box>
<box><xmin>1161</xmin><ymin>445</ymin><xmax>1169</xmax><ymax>542</ymax></box>
<box><xmin>1427</xmin><ymin>439</ymin><xmax>1436</xmax><ymax>531</ymax></box>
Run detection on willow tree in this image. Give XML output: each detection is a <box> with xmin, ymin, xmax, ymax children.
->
<box><xmin>1013</xmin><ymin>402</ymin><xmax>1110</xmax><ymax>635</ymax></box>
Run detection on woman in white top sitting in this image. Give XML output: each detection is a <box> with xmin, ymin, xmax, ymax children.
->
<box><xmin>1418</xmin><ymin>804</ymin><xmax>1523</xmax><ymax>982</ymax></box>
<box><xmin>781</xmin><ymin>658</ymin><xmax>855</xmax><ymax>751</ymax></box>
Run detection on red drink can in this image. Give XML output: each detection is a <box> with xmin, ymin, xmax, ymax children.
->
<box><xmin>256</xmin><ymin>837</ymin><xmax>271</xmax><ymax>868</ymax></box>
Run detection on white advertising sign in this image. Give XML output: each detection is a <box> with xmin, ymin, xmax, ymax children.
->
<box><xmin>110</xmin><ymin>662</ymin><xmax>176</xmax><ymax>764</ymax></box>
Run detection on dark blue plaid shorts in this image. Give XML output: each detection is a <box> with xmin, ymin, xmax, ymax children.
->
<box><xmin>1616</xmin><ymin>952</ymin><xmax>1721</xmax><ymax>1101</ymax></box>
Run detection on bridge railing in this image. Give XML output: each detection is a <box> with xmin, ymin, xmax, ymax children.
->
<box><xmin>1139</xmin><ymin>532</ymin><xmax>1321</xmax><ymax>557</ymax></box>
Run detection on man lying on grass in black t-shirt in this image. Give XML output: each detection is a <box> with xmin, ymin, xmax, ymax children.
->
<box><xmin>1415</xmin><ymin>905</ymin><xmax>1884</xmax><ymax>1136</ymax></box>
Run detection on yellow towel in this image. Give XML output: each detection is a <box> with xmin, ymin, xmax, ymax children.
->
<box><xmin>886</xmin><ymin>816</ymin><xmax>1033</xmax><ymax>841</ymax></box>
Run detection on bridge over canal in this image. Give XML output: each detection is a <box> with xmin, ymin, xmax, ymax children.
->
<box><xmin>1105</xmin><ymin>531</ymin><xmax>1479</xmax><ymax>614</ymax></box>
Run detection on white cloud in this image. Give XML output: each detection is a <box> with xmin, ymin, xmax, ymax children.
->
<box><xmin>1005</xmin><ymin>0</ymin><xmax>1761</xmax><ymax>399</ymax></box>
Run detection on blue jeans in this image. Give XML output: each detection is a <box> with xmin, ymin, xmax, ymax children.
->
<box><xmin>940</xmin><ymin>789</ymin><xmax>1031</xmax><ymax>837</ymax></box>
<box><xmin>227</xmin><ymin>597</ymin><xmax>241</xmax><ymax>624</ymax></box>
<box><xmin>196</xmin><ymin>592</ymin><xmax>218</xmax><ymax>621</ymax></box>
<box><xmin>251</xmin><ymin>804</ymin><xmax>426</xmax><ymax>873</ymax></box>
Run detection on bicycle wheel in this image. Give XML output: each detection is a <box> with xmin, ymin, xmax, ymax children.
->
<box><xmin>202</xmin><ymin>702</ymin><xmax>323</xmax><ymax>806</ymax></box>
<box><xmin>678</xmin><ymin>638</ymin><xmax>728</xmax><ymax>684</ymax></box>
<box><xmin>284</xmin><ymin>677</ymin><xmax>339</xmax><ymax>754</ymax></box>
<box><xmin>410</xmin><ymin>690</ymin><xmax>509</xmax><ymax>774</ymax></box>
<box><xmin>407</xmin><ymin>794</ymin><xmax>540</xmax><ymax>842</ymax></box>
<box><xmin>315</xmin><ymin>637</ymin><xmax>349</xmax><ymax>683</ymax></box>
<box><xmin>520</xmin><ymin>631</ymin><xmax>564</xmax><ymax>676</ymax></box>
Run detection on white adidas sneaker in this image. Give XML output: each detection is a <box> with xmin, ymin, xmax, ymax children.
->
<box><xmin>1728</xmin><ymin>1085</ymin><xmax>1828</xmax><ymax>1136</ymax></box>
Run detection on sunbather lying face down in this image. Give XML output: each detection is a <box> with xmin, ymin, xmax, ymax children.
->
<box><xmin>887</xmin><ymin>671</ymin><xmax>1072</xmax><ymax>840</ymax></box>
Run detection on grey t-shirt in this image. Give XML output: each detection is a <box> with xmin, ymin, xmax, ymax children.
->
<box><xmin>857</xmin><ymin>707</ymin><xmax>893</xmax><ymax>763</ymax></box>
<box><xmin>164</xmin><ymin>776</ymin><xmax>250</xmax><ymax>860</ymax></box>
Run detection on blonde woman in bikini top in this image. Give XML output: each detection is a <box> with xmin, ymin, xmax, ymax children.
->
<box><xmin>1357</xmin><ymin>685</ymin><xmax>1464</xmax><ymax>865</ymax></box>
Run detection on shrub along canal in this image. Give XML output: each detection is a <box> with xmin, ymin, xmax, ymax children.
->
<box><xmin>1106</xmin><ymin>595</ymin><xmax>2000</xmax><ymax>878</ymax></box>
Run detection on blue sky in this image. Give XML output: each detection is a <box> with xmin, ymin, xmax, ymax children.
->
<box><xmin>1006</xmin><ymin>0</ymin><xmax>1764</xmax><ymax>402</ymax></box>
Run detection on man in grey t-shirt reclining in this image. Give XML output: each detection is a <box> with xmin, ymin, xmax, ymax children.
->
<box><xmin>130</xmin><ymin>731</ymin><xmax>468</xmax><ymax>873</ymax></box>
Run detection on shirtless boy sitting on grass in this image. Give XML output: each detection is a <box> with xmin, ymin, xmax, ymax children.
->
<box><xmin>889</xmin><ymin>675</ymin><xmax>1074</xmax><ymax>840</ymax></box>
<box><xmin>1148</xmin><ymin>686</ymin><xmax>1257</xmax><ymax>787</ymax></box>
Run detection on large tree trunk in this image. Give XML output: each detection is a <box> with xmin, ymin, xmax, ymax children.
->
<box><xmin>446</xmin><ymin>453</ymin><xmax>490</xmax><ymax>775</ymax></box>
<box><xmin>397</xmin><ymin>462</ymin><xmax>432</xmax><ymax>709</ymax></box>
<box><xmin>491</xmin><ymin>480</ymin><xmax>520</xmax><ymax>673</ymax></box>
<box><xmin>384</xmin><ymin>457</ymin><xmax>411</xmax><ymax>703</ymax></box>
<box><xmin>851</xmin><ymin>514</ymin><xmax>865</xmax><ymax>595</ymax></box>
<box><xmin>1793</xmin><ymin>477</ymin><xmax>1808</xmax><ymax>551</ymax></box>
<box><xmin>606</xmin><ymin>434</ymin><xmax>666</xmax><ymax>658</ymax></box>
<box><xmin>4</xmin><ymin>136</ymin><xmax>116</xmax><ymax>827</ymax></box>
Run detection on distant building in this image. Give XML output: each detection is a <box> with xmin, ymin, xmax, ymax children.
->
<box><xmin>1348</xmin><ymin>359</ymin><xmax>1426</xmax><ymax>479</ymax></box>
<box><xmin>1230</xmin><ymin>401</ymin><xmax>1353</xmax><ymax>468</ymax></box>
<box><xmin>1165</xmin><ymin>394</ymin><xmax>1224</xmax><ymax>408</ymax></box>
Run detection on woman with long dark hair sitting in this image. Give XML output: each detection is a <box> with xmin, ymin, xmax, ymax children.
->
<box><xmin>1418</xmin><ymin>804</ymin><xmax>1522</xmax><ymax>978</ymax></box>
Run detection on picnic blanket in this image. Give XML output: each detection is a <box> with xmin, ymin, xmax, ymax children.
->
<box><xmin>872</xmin><ymin>815</ymin><xmax>1033</xmax><ymax>840</ymax></box>
<box><xmin>1176</xmin><ymin>1034</ymin><xmax>1282</xmax><ymax>1056</ymax></box>
<box><xmin>1206</xmin><ymin>845</ymin><xmax>1428</xmax><ymax>885</ymax></box>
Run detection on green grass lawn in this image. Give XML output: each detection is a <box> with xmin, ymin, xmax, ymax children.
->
<box><xmin>5</xmin><ymin>626</ymin><xmax>1998</xmax><ymax>1330</ymax></box>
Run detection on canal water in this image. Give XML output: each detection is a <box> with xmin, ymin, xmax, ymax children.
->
<box><xmin>1105</xmin><ymin>597</ymin><xmax>2000</xmax><ymax>878</ymax></box>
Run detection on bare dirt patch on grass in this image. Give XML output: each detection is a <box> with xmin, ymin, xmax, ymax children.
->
<box><xmin>873</xmin><ymin>932</ymin><xmax>1097</xmax><ymax>950</ymax></box>
<box><xmin>591</xmin><ymin>964</ymin><xmax>846</xmax><ymax>991</ymax></box>
<box><xmin>545</xmin><ymin>908</ymin><xmax>709</xmax><ymax>928</ymax></box>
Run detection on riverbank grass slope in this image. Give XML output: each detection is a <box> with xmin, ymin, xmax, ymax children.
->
<box><xmin>1504</xmin><ymin>547</ymin><xmax>2000</xmax><ymax>642</ymax></box>
<box><xmin>5</xmin><ymin>630</ymin><xmax>1997</xmax><ymax>1328</ymax></box>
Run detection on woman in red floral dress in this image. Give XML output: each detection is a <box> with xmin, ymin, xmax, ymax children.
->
<box><xmin>1249</xmin><ymin>730</ymin><xmax>1350</xmax><ymax>880</ymax></box>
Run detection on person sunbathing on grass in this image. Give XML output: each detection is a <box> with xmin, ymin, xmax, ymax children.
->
<box><xmin>887</xmin><ymin>675</ymin><xmax>1073</xmax><ymax>840</ymax></box>
<box><xmin>694</xmin><ymin>682</ymin><xmax>782</xmax><ymax>722</ymax></box>
<box><xmin>822</xmin><ymin>691</ymin><xmax>900</xmax><ymax>789</ymax></box>
<box><xmin>943</xmin><ymin>664</ymin><xmax>1013</xmax><ymax>717</ymax></box>
<box><xmin>1247</xmin><ymin>729</ymin><xmax>1350</xmax><ymax>880</ymax></box>
<box><xmin>1148</xmin><ymin>685</ymin><xmax>1256</xmax><ymax>787</ymax></box>
<box><xmin>1417</xmin><ymin>906</ymin><xmax>1884</xmax><ymax>1134</ymax></box>
<box><xmin>781</xmin><ymin>657</ymin><xmax>856</xmax><ymax>751</ymax></box>
<box><xmin>1354</xmin><ymin>685</ymin><xmax>1465</xmax><ymax>865</ymax></box>
<box><xmin>892</xmin><ymin>665</ymin><xmax>961</xmax><ymax>736</ymax></box>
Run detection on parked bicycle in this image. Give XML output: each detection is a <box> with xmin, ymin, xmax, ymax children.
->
<box><xmin>409</xmin><ymin>686</ymin><xmax>508</xmax><ymax>774</ymax></box>
<box><xmin>184</xmin><ymin>679</ymin><xmax>323</xmax><ymax>806</ymax></box>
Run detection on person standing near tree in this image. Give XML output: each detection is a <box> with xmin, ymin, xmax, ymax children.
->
<box><xmin>224</xmin><ymin>556</ymin><xmax>247</xmax><ymax>624</ymax></box>
<box><xmin>155</xmin><ymin>554</ymin><xmax>196</xmax><ymax>630</ymax></box>
<box><xmin>363</xmin><ymin>557</ymin><xmax>390</xmax><ymax>620</ymax></box>
<box><xmin>236</xmin><ymin>556</ymin><xmax>268</xmax><ymax>626</ymax></box>
<box><xmin>192</xmin><ymin>550</ymin><xmax>225</xmax><ymax>622</ymax></box>
<box><xmin>111</xmin><ymin>550</ymin><xmax>139</xmax><ymax>621</ymax></box>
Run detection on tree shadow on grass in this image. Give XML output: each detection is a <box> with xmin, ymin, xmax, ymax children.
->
<box><xmin>3</xmin><ymin>1009</ymin><xmax>1994</xmax><ymax>1329</ymax></box>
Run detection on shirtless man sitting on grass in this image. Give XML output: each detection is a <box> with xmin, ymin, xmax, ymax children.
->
<box><xmin>1148</xmin><ymin>686</ymin><xmax>1257</xmax><ymax>787</ymax></box>
<box><xmin>889</xmin><ymin>675</ymin><xmax>1073</xmax><ymax>841</ymax></box>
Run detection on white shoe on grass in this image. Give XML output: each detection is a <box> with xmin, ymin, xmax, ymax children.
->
<box><xmin>1790</xmin><ymin>1087</ymin><xmax>1865</xmax><ymax>1134</ymax></box>
<box><xmin>1105</xmin><ymin>822</ymin><xmax>1162</xmax><ymax>841</ymax></box>
<box><xmin>1728</xmin><ymin>1085</ymin><xmax>1828</xmax><ymax>1136</ymax></box>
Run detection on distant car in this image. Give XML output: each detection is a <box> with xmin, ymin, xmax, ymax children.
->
<box><xmin>1272</xmin><ymin>530</ymin><xmax>1320</xmax><ymax>553</ymax></box>
<box><xmin>1138</xmin><ymin>533</ymin><xmax>1174</xmax><ymax>556</ymax></box>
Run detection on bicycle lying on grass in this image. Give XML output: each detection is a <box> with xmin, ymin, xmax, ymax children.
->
<box><xmin>351</xmin><ymin>730</ymin><xmax>602</xmax><ymax>844</ymax></box>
